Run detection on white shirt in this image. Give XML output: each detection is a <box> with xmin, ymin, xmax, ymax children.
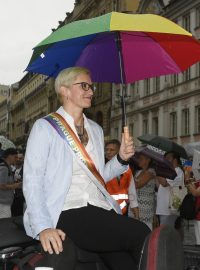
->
<box><xmin>156</xmin><ymin>167</ymin><xmax>184</xmax><ymax>215</ymax></box>
<box><xmin>63</xmin><ymin>127</ymin><xmax>112</xmax><ymax>211</ymax></box>
<box><xmin>23</xmin><ymin>106</ymin><xmax>128</xmax><ymax>238</ymax></box>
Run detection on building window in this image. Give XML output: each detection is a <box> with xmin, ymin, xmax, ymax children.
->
<box><xmin>172</xmin><ymin>74</ymin><xmax>178</xmax><ymax>86</ymax></box>
<box><xmin>196</xmin><ymin>62</ymin><xmax>200</xmax><ymax>77</ymax></box>
<box><xmin>196</xmin><ymin>7</ymin><xmax>200</xmax><ymax>27</ymax></box>
<box><xmin>153</xmin><ymin>77</ymin><xmax>160</xmax><ymax>93</ymax></box>
<box><xmin>95</xmin><ymin>83</ymin><xmax>102</xmax><ymax>98</ymax></box>
<box><xmin>183</xmin><ymin>13</ymin><xmax>191</xmax><ymax>31</ymax></box>
<box><xmin>152</xmin><ymin>117</ymin><xmax>158</xmax><ymax>135</ymax></box>
<box><xmin>144</xmin><ymin>79</ymin><xmax>150</xmax><ymax>96</ymax></box>
<box><xmin>129</xmin><ymin>123</ymin><xmax>134</xmax><ymax>137</ymax></box>
<box><xmin>143</xmin><ymin>119</ymin><xmax>148</xmax><ymax>135</ymax></box>
<box><xmin>96</xmin><ymin>111</ymin><xmax>103</xmax><ymax>127</ymax></box>
<box><xmin>114</xmin><ymin>127</ymin><xmax>119</xmax><ymax>139</ymax></box>
<box><xmin>183</xmin><ymin>68</ymin><xmax>191</xmax><ymax>82</ymax></box>
<box><xmin>195</xmin><ymin>106</ymin><xmax>200</xmax><ymax>133</ymax></box>
<box><xmin>170</xmin><ymin>112</ymin><xmax>177</xmax><ymax>137</ymax></box>
<box><xmin>182</xmin><ymin>109</ymin><xmax>190</xmax><ymax>135</ymax></box>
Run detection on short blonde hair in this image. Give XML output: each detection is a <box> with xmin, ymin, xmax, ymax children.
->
<box><xmin>55</xmin><ymin>67</ymin><xmax>90</xmax><ymax>95</ymax></box>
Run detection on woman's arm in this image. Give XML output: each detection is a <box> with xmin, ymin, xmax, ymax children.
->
<box><xmin>23</xmin><ymin>120</ymin><xmax>54</xmax><ymax>237</ymax></box>
<box><xmin>0</xmin><ymin>182</ymin><xmax>22</xmax><ymax>190</ymax></box>
<box><xmin>135</xmin><ymin>170</ymin><xmax>154</xmax><ymax>189</ymax></box>
<box><xmin>130</xmin><ymin>207</ymin><xmax>139</xmax><ymax>219</ymax></box>
<box><xmin>157</xmin><ymin>176</ymin><xmax>169</xmax><ymax>187</ymax></box>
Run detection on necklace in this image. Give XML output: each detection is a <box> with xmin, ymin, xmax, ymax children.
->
<box><xmin>75</xmin><ymin>123</ymin><xmax>85</xmax><ymax>139</ymax></box>
<box><xmin>75</xmin><ymin>121</ymin><xmax>88</xmax><ymax>146</ymax></box>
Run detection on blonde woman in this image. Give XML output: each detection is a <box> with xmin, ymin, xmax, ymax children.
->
<box><xmin>23</xmin><ymin>67</ymin><xmax>150</xmax><ymax>270</ymax></box>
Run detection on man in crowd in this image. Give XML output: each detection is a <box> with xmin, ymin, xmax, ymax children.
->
<box><xmin>12</xmin><ymin>150</ymin><xmax>25</xmax><ymax>216</ymax></box>
<box><xmin>105</xmin><ymin>140</ymin><xmax>138</xmax><ymax>217</ymax></box>
<box><xmin>0</xmin><ymin>148</ymin><xmax>22</xmax><ymax>218</ymax></box>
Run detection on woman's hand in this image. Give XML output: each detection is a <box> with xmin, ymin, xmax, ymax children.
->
<box><xmin>119</xmin><ymin>133</ymin><xmax>135</xmax><ymax>161</ymax></box>
<box><xmin>39</xmin><ymin>228</ymin><xmax>66</xmax><ymax>255</ymax></box>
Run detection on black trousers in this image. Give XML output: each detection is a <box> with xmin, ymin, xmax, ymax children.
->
<box><xmin>41</xmin><ymin>205</ymin><xmax>150</xmax><ymax>270</ymax></box>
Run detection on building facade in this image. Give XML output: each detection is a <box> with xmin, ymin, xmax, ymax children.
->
<box><xmin>0</xmin><ymin>84</ymin><xmax>9</xmax><ymax>137</ymax></box>
<box><xmin>9</xmin><ymin>74</ymin><xmax>56</xmax><ymax>148</ymax></box>
<box><xmin>110</xmin><ymin>0</ymin><xmax>200</xmax><ymax>147</ymax></box>
<box><xmin>7</xmin><ymin>0</ymin><xmax>200</xmax><ymax>147</ymax></box>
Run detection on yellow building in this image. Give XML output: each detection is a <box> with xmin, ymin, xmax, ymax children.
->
<box><xmin>0</xmin><ymin>85</ymin><xmax>9</xmax><ymax>137</ymax></box>
<box><xmin>10</xmin><ymin>74</ymin><xmax>56</xmax><ymax>147</ymax></box>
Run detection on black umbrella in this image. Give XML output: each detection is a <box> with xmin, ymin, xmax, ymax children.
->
<box><xmin>130</xmin><ymin>146</ymin><xmax>177</xmax><ymax>180</ymax></box>
<box><xmin>138</xmin><ymin>134</ymin><xmax>188</xmax><ymax>160</ymax></box>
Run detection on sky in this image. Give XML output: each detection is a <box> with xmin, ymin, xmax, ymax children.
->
<box><xmin>0</xmin><ymin>0</ymin><xmax>75</xmax><ymax>85</ymax></box>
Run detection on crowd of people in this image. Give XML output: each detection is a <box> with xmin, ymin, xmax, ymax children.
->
<box><xmin>104</xmin><ymin>139</ymin><xmax>200</xmax><ymax>245</ymax></box>
<box><xmin>0</xmin><ymin>147</ymin><xmax>25</xmax><ymax>219</ymax></box>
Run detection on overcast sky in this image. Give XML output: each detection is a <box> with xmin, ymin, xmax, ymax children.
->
<box><xmin>0</xmin><ymin>0</ymin><xmax>75</xmax><ymax>85</ymax></box>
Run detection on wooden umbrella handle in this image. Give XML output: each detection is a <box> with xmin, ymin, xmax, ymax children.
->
<box><xmin>124</xmin><ymin>126</ymin><xmax>130</xmax><ymax>144</ymax></box>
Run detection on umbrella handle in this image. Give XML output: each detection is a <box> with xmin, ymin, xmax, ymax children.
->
<box><xmin>124</xmin><ymin>126</ymin><xmax>130</xmax><ymax>144</ymax></box>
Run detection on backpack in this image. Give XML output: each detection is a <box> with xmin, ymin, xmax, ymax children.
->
<box><xmin>179</xmin><ymin>193</ymin><xmax>196</xmax><ymax>220</ymax></box>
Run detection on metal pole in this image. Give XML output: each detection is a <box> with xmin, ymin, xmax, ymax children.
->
<box><xmin>115</xmin><ymin>31</ymin><xmax>127</xmax><ymax>128</ymax></box>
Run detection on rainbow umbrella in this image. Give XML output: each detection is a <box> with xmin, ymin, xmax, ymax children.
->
<box><xmin>26</xmin><ymin>12</ymin><xmax>200</xmax><ymax>126</ymax></box>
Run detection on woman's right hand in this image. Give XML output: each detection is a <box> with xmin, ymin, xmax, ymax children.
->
<box><xmin>39</xmin><ymin>228</ymin><xmax>66</xmax><ymax>255</ymax></box>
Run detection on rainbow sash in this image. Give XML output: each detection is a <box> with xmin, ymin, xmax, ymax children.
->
<box><xmin>44</xmin><ymin>112</ymin><xmax>106</xmax><ymax>188</ymax></box>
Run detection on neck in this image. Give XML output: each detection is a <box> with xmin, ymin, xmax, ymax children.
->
<box><xmin>63</xmin><ymin>103</ymin><xmax>84</xmax><ymax>125</ymax></box>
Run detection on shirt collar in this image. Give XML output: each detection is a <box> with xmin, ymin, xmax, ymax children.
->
<box><xmin>56</xmin><ymin>106</ymin><xmax>89</xmax><ymax>130</ymax></box>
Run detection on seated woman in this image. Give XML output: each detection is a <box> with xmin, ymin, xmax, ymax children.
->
<box><xmin>129</xmin><ymin>153</ymin><xmax>156</xmax><ymax>230</ymax></box>
<box><xmin>23</xmin><ymin>67</ymin><xmax>150</xmax><ymax>270</ymax></box>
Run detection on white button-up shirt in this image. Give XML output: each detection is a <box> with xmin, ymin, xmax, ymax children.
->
<box><xmin>23</xmin><ymin>107</ymin><xmax>128</xmax><ymax>238</ymax></box>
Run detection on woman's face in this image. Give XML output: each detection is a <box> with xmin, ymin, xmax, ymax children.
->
<box><xmin>138</xmin><ymin>154</ymin><xmax>151</xmax><ymax>169</ymax></box>
<box><xmin>66</xmin><ymin>73</ymin><xmax>94</xmax><ymax>109</ymax></box>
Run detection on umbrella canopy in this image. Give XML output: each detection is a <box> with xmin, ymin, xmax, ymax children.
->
<box><xmin>138</xmin><ymin>134</ymin><xmax>188</xmax><ymax>159</ymax></box>
<box><xmin>0</xmin><ymin>136</ymin><xmax>16</xmax><ymax>150</ymax></box>
<box><xmin>26</xmin><ymin>12</ymin><xmax>200</xmax><ymax>83</ymax></box>
<box><xmin>185</xmin><ymin>142</ymin><xmax>200</xmax><ymax>158</ymax></box>
<box><xmin>129</xmin><ymin>145</ymin><xmax>177</xmax><ymax>179</ymax></box>
<box><xmin>192</xmin><ymin>150</ymin><xmax>200</xmax><ymax>180</ymax></box>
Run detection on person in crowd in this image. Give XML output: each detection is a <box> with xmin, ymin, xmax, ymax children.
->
<box><xmin>105</xmin><ymin>139</ymin><xmax>138</xmax><ymax>217</ymax></box>
<box><xmin>11</xmin><ymin>150</ymin><xmax>25</xmax><ymax>216</ymax></box>
<box><xmin>0</xmin><ymin>148</ymin><xmax>21</xmax><ymax>218</ymax></box>
<box><xmin>105</xmin><ymin>139</ymin><xmax>121</xmax><ymax>163</ymax></box>
<box><xmin>129</xmin><ymin>153</ymin><xmax>156</xmax><ymax>230</ymax></box>
<box><xmin>186</xmin><ymin>179</ymin><xmax>200</xmax><ymax>245</ymax></box>
<box><xmin>23</xmin><ymin>67</ymin><xmax>150</xmax><ymax>270</ymax></box>
<box><xmin>156</xmin><ymin>151</ymin><xmax>184</xmax><ymax>227</ymax></box>
<box><xmin>0</xmin><ymin>143</ymin><xmax>4</xmax><ymax>158</ymax></box>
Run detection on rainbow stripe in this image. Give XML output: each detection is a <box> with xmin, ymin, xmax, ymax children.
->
<box><xmin>44</xmin><ymin>112</ymin><xmax>106</xmax><ymax>188</ymax></box>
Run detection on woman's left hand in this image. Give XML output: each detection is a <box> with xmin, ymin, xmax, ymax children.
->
<box><xmin>119</xmin><ymin>133</ymin><xmax>135</xmax><ymax>161</ymax></box>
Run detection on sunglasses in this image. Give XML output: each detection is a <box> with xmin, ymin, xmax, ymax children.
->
<box><xmin>73</xmin><ymin>82</ymin><xmax>96</xmax><ymax>92</ymax></box>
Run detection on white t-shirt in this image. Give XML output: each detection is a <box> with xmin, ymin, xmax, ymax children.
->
<box><xmin>156</xmin><ymin>167</ymin><xmax>184</xmax><ymax>216</ymax></box>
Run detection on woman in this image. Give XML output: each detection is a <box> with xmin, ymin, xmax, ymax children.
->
<box><xmin>23</xmin><ymin>67</ymin><xmax>150</xmax><ymax>270</ymax></box>
<box><xmin>129</xmin><ymin>153</ymin><xmax>156</xmax><ymax>230</ymax></box>
<box><xmin>156</xmin><ymin>152</ymin><xmax>184</xmax><ymax>227</ymax></box>
<box><xmin>186</xmin><ymin>180</ymin><xmax>200</xmax><ymax>245</ymax></box>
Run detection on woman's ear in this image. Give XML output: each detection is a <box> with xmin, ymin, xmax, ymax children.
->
<box><xmin>59</xmin><ymin>85</ymin><xmax>70</xmax><ymax>99</ymax></box>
